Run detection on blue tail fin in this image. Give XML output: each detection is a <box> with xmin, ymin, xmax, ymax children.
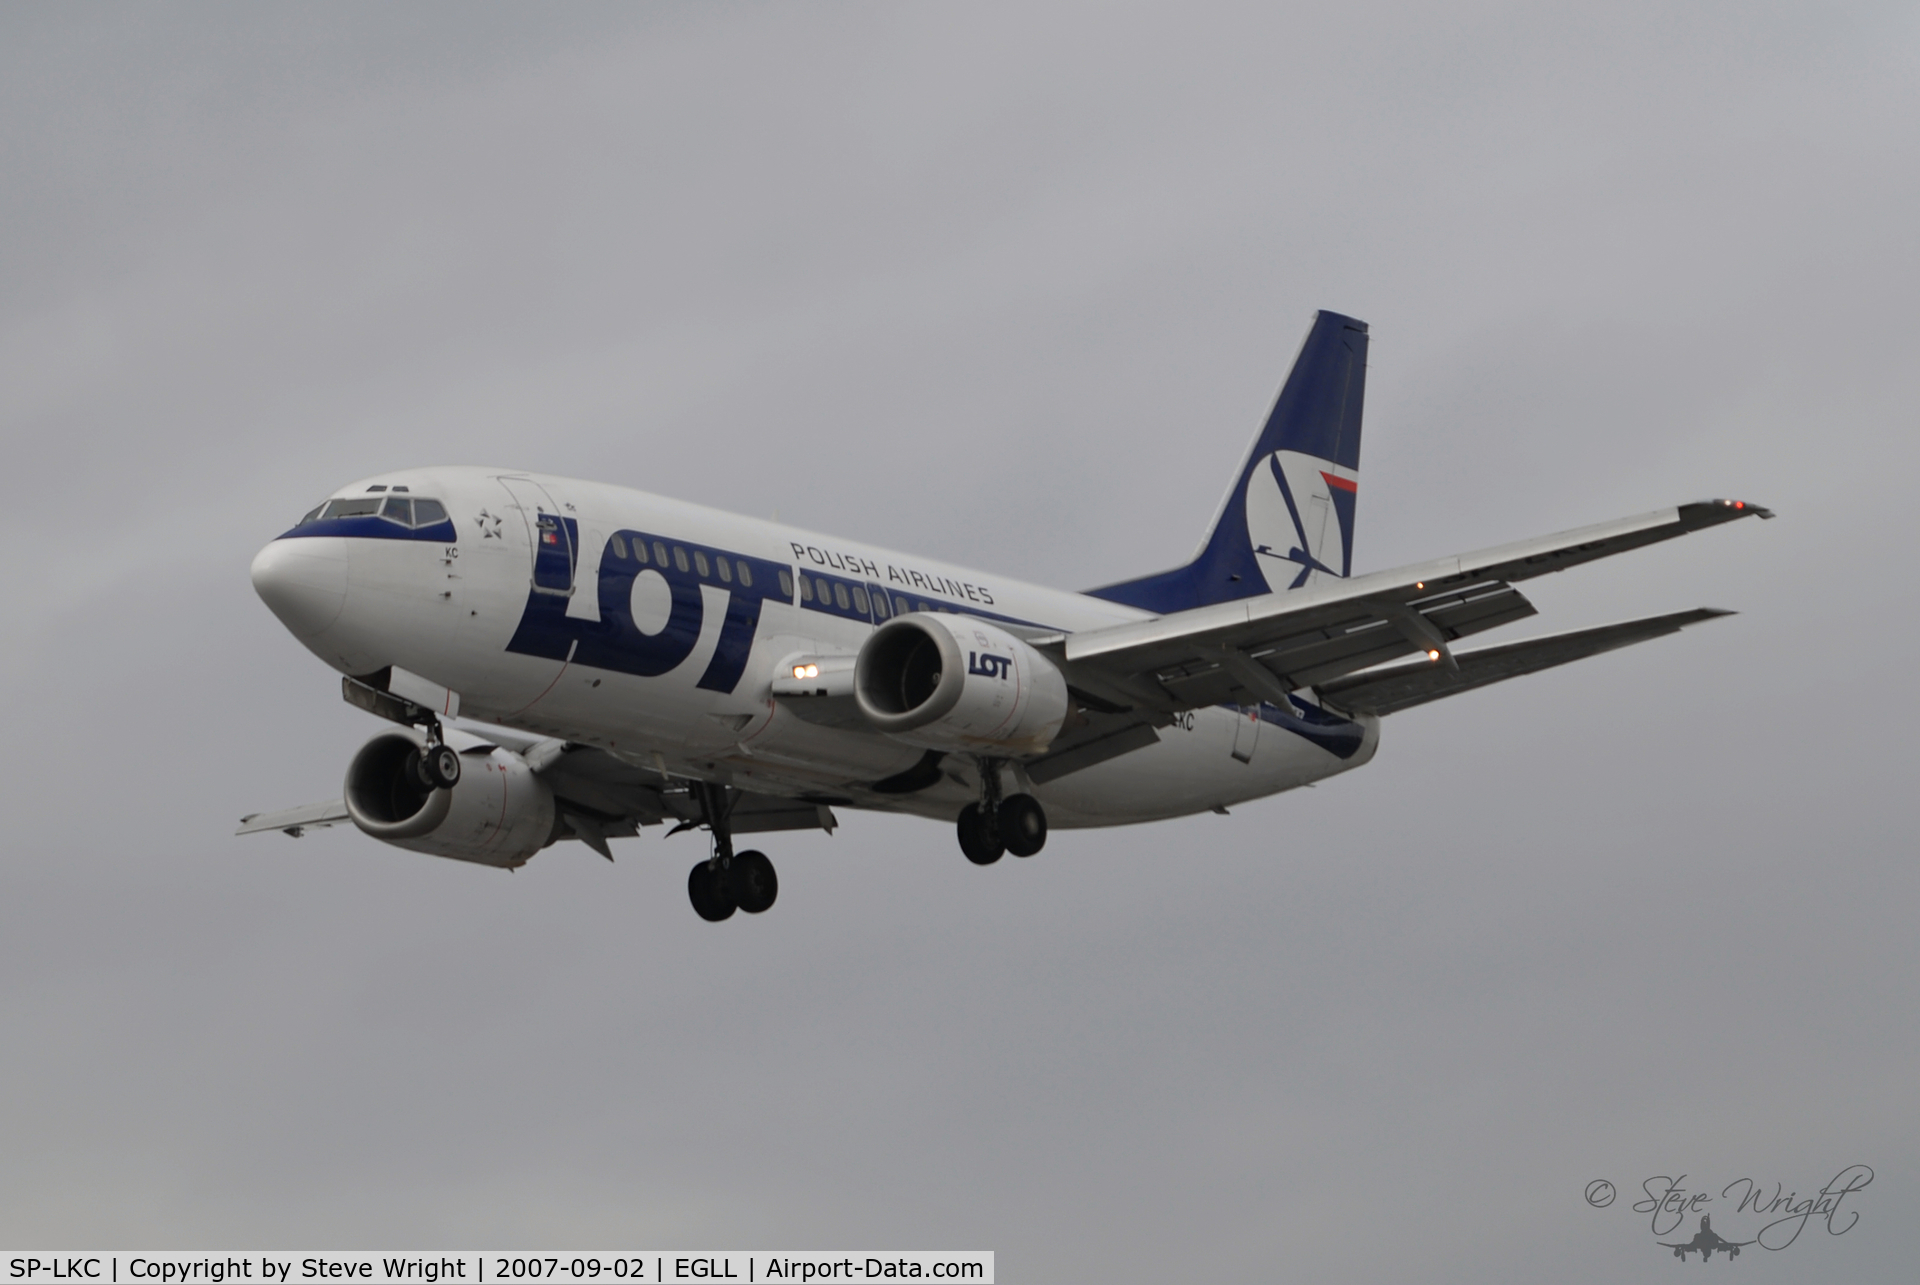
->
<box><xmin>1089</xmin><ymin>310</ymin><xmax>1368</xmax><ymax>613</ymax></box>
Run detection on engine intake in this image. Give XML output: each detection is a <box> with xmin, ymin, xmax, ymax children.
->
<box><xmin>854</xmin><ymin>614</ymin><xmax>1068</xmax><ymax>756</ymax></box>
<box><xmin>344</xmin><ymin>730</ymin><xmax>556</xmax><ymax>867</ymax></box>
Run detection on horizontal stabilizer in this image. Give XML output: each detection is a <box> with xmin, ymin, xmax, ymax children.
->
<box><xmin>1316</xmin><ymin>608</ymin><xmax>1731</xmax><ymax>716</ymax></box>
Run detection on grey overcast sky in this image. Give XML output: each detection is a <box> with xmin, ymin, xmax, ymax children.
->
<box><xmin>1</xmin><ymin>3</ymin><xmax>1915</xmax><ymax>1280</ymax></box>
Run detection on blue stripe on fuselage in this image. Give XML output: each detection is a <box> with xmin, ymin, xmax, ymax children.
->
<box><xmin>278</xmin><ymin>516</ymin><xmax>457</xmax><ymax>543</ymax></box>
<box><xmin>500</xmin><ymin>525</ymin><xmax>1368</xmax><ymax>754</ymax></box>
<box><xmin>1231</xmin><ymin>695</ymin><xmax>1366</xmax><ymax>759</ymax></box>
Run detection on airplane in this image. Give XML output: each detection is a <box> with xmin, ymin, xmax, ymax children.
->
<box><xmin>1660</xmin><ymin>1214</ymin><xmax>1754</xmax><ymax>1261</ymax></box>
<box><xmin>239</xmin><ymin>310</ymin><xmax>1770</xmax><ymax>921</ymax></box>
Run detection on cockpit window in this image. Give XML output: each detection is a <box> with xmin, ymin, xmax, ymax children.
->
<box><xmin>296</xmin><ymin>503</ymin><xmax>327</xmax><ymax>526</ymax></box>
<box><xmin>295</xmin><ymin>495</ymin><xmax>454</xmax><ymax>529</ymax></box>
<box><xmin>322</xmin><ymin>497</ymin><xmax>382</xmax><ymax>520</ymax></box>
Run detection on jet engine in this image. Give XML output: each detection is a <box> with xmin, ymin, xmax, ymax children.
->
<box><xmin>343</xmin><ymin>730</ymin><xmax>556</xmax><ymax>868</ymax></box>
<box><xmin>854</xmin><ymin>613</ymin><xmax>1069</xmax><ymax>756</ymax></box>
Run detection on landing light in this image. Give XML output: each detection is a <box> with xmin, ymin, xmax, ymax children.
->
<box><xmin>793</xmin><ymin>663</ymin><xmax>820</xmax><ymax>680</ymax></box>
<box><xmin>1426</xmin><ymin>649</ymin><xmax>1441</xmax><ymax>661</ymax></box>
<box><xmin>1415</xmin><ymin>581</ymin><xmax>1425</xmax><ymax>590</ymax></box>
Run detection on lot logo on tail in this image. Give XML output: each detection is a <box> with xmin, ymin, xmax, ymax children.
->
<box><xmin>1245</xmin><ymin>449</ymin><xmax>1359</xmax><ymax>590</ymax></box>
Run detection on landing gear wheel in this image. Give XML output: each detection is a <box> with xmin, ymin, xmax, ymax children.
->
<box><xmin>729</xmin><ymin>850</ymin><xmax>778</xmax><ymax>914</ymax></box>
<box><xmin>421</xmin><ymin>743</ymin><xmax>462</xmax><ymax>790</ymax></box>
<box><xmin>688</xmin><ymin>861</ymin><xmax>737</xmax><ymax>922</ymax></box>
<box><xmin>1000</xmin><ymin>793</ymin><xmax>1047</xmax><ymax>857</ymax></box>
<box><xmin>957</xmin><ymin>803</ymin><xmax>1004</xmax><ymax>865</ymax></box>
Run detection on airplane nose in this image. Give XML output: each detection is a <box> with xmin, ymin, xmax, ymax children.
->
<box><xmin>251</xmin><ymin>537</ymin><xmax>348</xmax><ymax>637</ymax></box>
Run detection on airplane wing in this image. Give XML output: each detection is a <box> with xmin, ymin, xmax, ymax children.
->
<box><xmin>1316</xmin><ymin>608</ymin><xmax>1731</xmax><ymax>716</ymax></box>
<box><xmin>1047</xmin><ymin>499</ymin><xmax>1769</xmax><ymax>714</ymax></box>
<box><xmin>236</xmin><ymin>800</ymin><xmax>351</xmax><ymax>836</ymax></box>
<box><xmin>237</xmin><ymin>741</ymin><xmax>836</xmax><ymax>857</ymax></box>
<box><xmin>532</xmin><ymin>743</ymin><xmax>838</xmax><ymax>841</ymax></box>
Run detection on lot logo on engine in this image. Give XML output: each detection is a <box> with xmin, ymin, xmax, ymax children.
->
<box><xmin>969</xmin><ymin>652</ymin><xmax>1012</xmax><ymax>680</ymax></box>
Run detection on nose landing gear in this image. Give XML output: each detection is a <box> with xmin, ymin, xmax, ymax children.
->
<box><xmin>414</xmin><ymin>740</ymin><xmax>462</xmax><ymax>791</ymax></box>
<box><xmin>685</xmin><ymin>780</ymin><xmax>779</xmax><ymax>922</ymax></box>
<box><xmin>342</xmin><ymin>673</ymin><xmax>463</xmax><ymax>790</ymax></box>
<box><xmin>956</xmin><ymin>758</ymin><xmax>1047</xmax><ymax>864</ymax></box>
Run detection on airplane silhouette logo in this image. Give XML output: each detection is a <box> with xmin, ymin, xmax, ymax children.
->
<box><xmin>1246</xmin><ymin>450</ymin><xmax>1356</xmax><ymax>589</ymax></box>
<box><xmin>1660</xmin><ymin>1213</ymin><xmax>1754</xmax><ymax>1262</ymax></box>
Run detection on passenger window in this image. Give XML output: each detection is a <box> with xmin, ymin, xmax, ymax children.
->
<box><xmin>412</xmin><ymin>498</ymin><xmax>448</xmax><ymax>526</ymax></box>
<box><xmin>323</xmin><ymin>498</ymin><xmax>382</xmax><ymax>519</ymax></box>
<box><xmin>895</xmin><ymin>596</ymin><xmax>910</xmax><ymax>616</ymax></box>
<box><xmin>694</xmin><ymin>550</ymin><xmax>710</xmax><ymax>577</ymax></box>
<box><xmin>610</xmin><ymin>533</ymin><xmax>628</xmax><ymax>560</ymax></box>
<box><xmin>778</xmin><ymin>569</ymin><xmax>793</xmax><ymax>597</ymax></box>
<box><xmin>632</xmin><ymin>538</ymin><xmax>648</xmax><ymax>564</ymax></box>
<box><xmin>851</xmin><ymin>586</ymin><xmax>869</xmax><ymax>614</ymax></box>
<box><xmin>673</xmin><ymin>547</ymin><xmax>690</xmax><ymax>573</ymax></box>
<box><xmin>380</xmin><ymin>496</ymin><xmax>413</xmax><ymax>525</ymax></box>
<box><xmin>716</xmin><ymin>556</ymin><xmax>732</xmax><ymax>583</ymax></box>
<box><xmin>653</xmin><ymin>541</ymin><xmax>668</xmax><ymax>565</ymax></box>
<box><xmin>738</xmin><ymin>563</ymin><xmax>753</xmax><ymax>588</ymax></box>
<box><xmin>872</xmin><ymin>593</ymin><xmax>890</xmax><ymax>619</ymax></box>
<box><xmin>798</xmin><ymin>575</ymin><xmax>814</xmax><ymax>602</ymax></box>
<box><xmin>833</xmin><ymin>583</ymin><xmax>850</xmax><ymax>610</ymax></box>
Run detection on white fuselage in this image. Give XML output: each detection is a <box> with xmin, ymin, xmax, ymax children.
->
<box><xmin>252</xmin><ymin>467</ymin><xmax>1379</xmax><ymax>829</ymax></box>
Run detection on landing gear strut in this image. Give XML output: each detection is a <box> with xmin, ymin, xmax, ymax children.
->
<box><xmin>956</xmin><ymin>758</ymin><xmax>1046</xmax><ymax>864</ymax></box>
<box><xmin>686</xmin><ymin>780</ymin><xmax>778</xmax><ymax>921</ymax></box>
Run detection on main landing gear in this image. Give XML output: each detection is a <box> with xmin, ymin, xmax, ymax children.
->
<box><xmin>686</xmin><ymin>781</ymin><xmax>778</xmax><ymax>922</ymax></box>
<box><xmin>956</xmin><ymin>758</ymin><xmax>1047</xmax><ymax>865</ymax></box>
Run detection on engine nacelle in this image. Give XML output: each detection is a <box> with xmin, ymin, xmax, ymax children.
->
<box><xmin>343</xmin><ymin>730</ymin><xmax>556</xmax><ymax>868</ymax></box>
<box><xmin>854</xmin><ymin>613</ymin><xmax>1069</xmax><ymax>756</ymax></box>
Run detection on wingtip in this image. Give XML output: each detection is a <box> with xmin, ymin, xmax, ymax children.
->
<box><xmin>1711</xmin><ymin>498</ymin><xmax>1773</xmax><ymax>519</ymax></box>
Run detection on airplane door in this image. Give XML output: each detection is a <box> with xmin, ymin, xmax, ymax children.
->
<box><xmin>495</xmin><ymin>477</ymin><xmax>576</xmax><ymax>597</ymax></box>
<box><xmin>1231</xmin><ymin>704</ymin><xmax>1261</xmax><ymax>764</ymax></box>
